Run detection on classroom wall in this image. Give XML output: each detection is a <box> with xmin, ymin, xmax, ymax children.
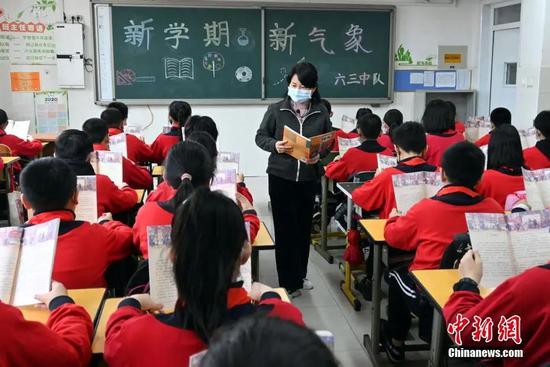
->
<box><xmin>2</xmin><ymin>0</ymin><xmax>481</xmax><ymax>176</ymax></box>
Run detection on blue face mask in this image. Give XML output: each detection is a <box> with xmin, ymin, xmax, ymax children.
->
<box><xmin>288</xmin><ymin>87</ymin><xmax>312</xmax><ymax>103</ymax></box>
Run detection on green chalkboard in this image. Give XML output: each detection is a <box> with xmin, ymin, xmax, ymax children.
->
<box><xmin>264</xmin><ymin>8</ymin><xmax>392</xmax><ymax>100</ymax></box>
<box><xmin>111</xmin><ymin>6</ymin><xmax>262</xmax><ymax>100</ymax></box>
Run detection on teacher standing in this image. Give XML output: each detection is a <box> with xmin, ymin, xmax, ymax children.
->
<box><xmin>255</xmin><ymin>62</ymin><xmax>332</xmax><ymax>297</ymax></box>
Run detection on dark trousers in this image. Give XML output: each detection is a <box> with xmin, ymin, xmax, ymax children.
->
<box><xmin>269</xmin><ymin>174</ymin><xmax>317</xmax><ymax>292</ymax></box>
<box><xmin>387</xmin><ymin>268</ymin><xmax>433</xmax><ymax>342</ymax></box>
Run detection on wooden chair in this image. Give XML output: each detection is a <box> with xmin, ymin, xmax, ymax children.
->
<box><xmin>0</xmin><ymin>144</ymin><xmax>12</xmax><ymax>157</ymax></box>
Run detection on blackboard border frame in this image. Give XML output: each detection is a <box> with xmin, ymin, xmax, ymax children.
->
<box><xmin>91</xmin><ymin>1</ymin><xmax>395</xmax><ymax>106</ymax></box>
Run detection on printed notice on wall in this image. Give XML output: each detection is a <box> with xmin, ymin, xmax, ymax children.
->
<box><xmin>33</xmin><ymin>90</ymin><xmax>68</xmax><ymax>134</ymax></box>
<box><xmin>10</xmin><ymin>71</ymin><xmax>40</xmax><ymax>91</ymax></box>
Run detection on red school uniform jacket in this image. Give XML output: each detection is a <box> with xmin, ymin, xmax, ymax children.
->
<box><xmin>455</xmin><ymin>121</ymin><xmax>465</xmax><ymax>134</ymax></box>
<box><xmin>424</xmin><ymin>130</ymin><xmax>464</xmax><ymax>167</ymax></box>
<box><xmin>384</xmin><ymin>186</ymin><xmax>502</xmax><ymax>271</ymax></box>
<box><xmin>477</xmin><ymin>167</ymin><xmax>525</xmax><ymax>208</ymax></box>
<box><xmin>443</xmin><ymin>263</ymin><xmax>550</xmax><ymax>367</ymax></box>
<box><xmin>93</xmin><ymin>143</ymin><xmax>153</xmax><ymax>190</ymax></box>
<box><xmin>377</xmin><ymin>134</ymin><xmax>395</xmax><ymax>153</ymax></box>
<box><xmin>330</xmin><ymin>129</ymin><xmax>360</xmax><ymax>152</ymax></box>
<box><xmin>0</xmin><ymin>128</ymin><xmax>43</xmax><ymax>158</ymax></box>
<box><xmin>523</xmin><ymin>140</ymin><xmax>550</xmax><ymax>170</ymax></box>
<box><xmin>352</xmin><ymin>157</ymin><xmax>437</xmax><ymax>219</ymax></box>
<box><xmin>146</xmin><ymin>180</ymin><xmax>254</xmax><ymax>205</ymax></box>
<box><xmin>105</xmin><ymin>286</ymin><xmax>304</xmax><ymax>367</ymax></box>
<box><xmin>133</xmin><ymin>200</ymin><xmax>260</xmax><ymax>258</ymax></box>
<box><xmin>0</xmin><ymin>298</ymin><xmax>93</xmax><ymax>367</ymax></box>
<box><xmin>475</xmin><ymin>132</ymin><xmax>491</xmax><ymax>147</ymax></box>
<box><xmin>150</xmin><ymin>126</ymin><xmax>181</xmax><ymax>164</ymax></box>
<box><xmin>108</xmin><ymin>128</ymin><xmax>155</xmax><ymax>165</ymax></box>
<box><xmin>325</xmin><ymin>140</ymin><xmax>392</xmax><ymax>182</ymax></box>
<box><xmin>26</xmin><ymin>210</ymin><xmax>133</xmax><ymax>289</ymax></box>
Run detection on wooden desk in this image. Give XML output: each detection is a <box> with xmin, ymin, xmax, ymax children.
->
<box><xmin>19</xmin><ymin>288</ymin><xmax>106</xmax><ymax>325</ymax></box>
<box><xmin>412</xmin><ymin>269</ymin><xmax>492</xmax><ymax>367</ymax></box>
<box><xmin>360</xmin><ymin>219</ymin><xmax>387</xmax><ymax>243</ymax></box>
<box><xmin>251</xmin><ymin>222</ymin><xmax>274</xmax><ymax>281</ymax></box>
<box><xmin>135</xmin><ymin>189</ymin><xmax>145</xmax><ymax>204</ymax></box>
<box><xmin>152</xmin><ymin>165</ymin><xmax>164</xmax><ymax>177</ymax></box>
<box><xmin>1</xmin><ymin>156</ymin><xmax>21</xmax><ymax>166</ymax></box>
<box><xmin>33</xmin><ymin>133</ymin><xmax>58</xmax><ymax>142</ymax></box>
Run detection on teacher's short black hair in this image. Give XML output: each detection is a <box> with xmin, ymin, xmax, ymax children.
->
<box><xmin>441</xmin><ymin>141</ymin><xmax>484</xmax><ymax>188</ymax></box>
<box><xmin>286</xmin><ymin>62</ymin><xmax>321</xmax><ymax>103</ymax></box>
<box><xmin>20</xmin><ymin>158</ymin><xmax>76</xmax><ymax>212</ymax></box>
<box><xmin>82</xmin><ymin>118</ymin><xmax>109</xmax><ymax>144</ymax></box>
<box><xmin>100</xmin><ymin>108</ymin><xmax>124</xmax><ymax>129</ymax></box>
<box><xmin>55</xmin><ymin>129</ymin><xmax>93</xmax><ymax>161</ymax></box>
<box><xmin>357</xmin><ymin>113</ymin><xmax>382</xmax><ymax>140</ymax></box>
<box><xmin>392</xmin><ymin>121</ymin><xmax>427</xmax><ymax>154</ymax></box>
<box><xmin>107</xmin><ymin>101</ymin><xmax>128</xmax><ymax>119</ymax></box>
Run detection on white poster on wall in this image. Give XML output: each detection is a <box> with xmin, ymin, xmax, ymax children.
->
<box><xmin>33</xmin><ymin>90</ymin><xmax>69</xmax><ymax>133</ymax></box>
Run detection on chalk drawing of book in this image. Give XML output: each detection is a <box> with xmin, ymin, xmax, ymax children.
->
<box><xmin>164</xmin><ymin>57</ymin><xmax>194</xmax><ymax>80</ymax></box>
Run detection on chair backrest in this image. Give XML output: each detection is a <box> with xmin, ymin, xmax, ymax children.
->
<box><xmin>0</xmin><ymin>144</ymin><xmax>12</xmax><ymax>157</ymax></box>
<box><xmin>440</xmin><ymin>233</ymin><xmax>472</xmax><ymax>269</ymax></box>
<box><xmin>350</xmin><ymin>171</ymin><xmax>376</xmax><ymax>183</ymax></box>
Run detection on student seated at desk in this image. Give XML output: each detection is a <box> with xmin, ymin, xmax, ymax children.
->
<box><xmin>475</xmin><ymin>107</ymin><xmax>512</xmax><ymax>147</ymax></box>
<box><xmin>150</xmin><ymin>101</ymin><xmax>190</xmax><ymax>164</ymax></box>
<box><xmin>444</xmin><ymin>250</ymin><xmax>550</xmax><ymax>367</ymax></box>
<box><xmin>101</xmin><ymin>106</ymin><xmax>155</xmax><ymax>165</ymax></box>
<box><xmin>0</xmin><ymin>108</ymin><xmax>43</xmax><ymax>168</ymax></box>
<box><xmin>352</xmin><ymin>122</ymin><xmax>437</xmax><ymax>219</ymax></box>
<box><xmin>20</xmin><ymin>158</ymin><xmax>133</xmax><ymax>289</ymax></box>
<box><xmin>105</xmin><ymin>189</ymin><xmax>303</xmax><ymax>367</ymax></box>
<box><xmin>377</xmin><ymin>109</ymin><xmax>403</xmax><ymax>154</ymax></box>
<box><xmin>477</xmin><ymin>125</ymin><xmax>525</xmax><ymax>207</ymax></box>
<box><xmin>83</xmin><ymin>118</ymin><xmax>153</xmax><ymax>190</ymax></box>
<box><xmin>523</xmin><ymin>110</ymin><xmax>550</xmax><ymax>170</ymax></box>
<box><xmin>423</xmin><ymin>99</ymin><xmax>464</xmax><ymax>166</ymax></box>
<box><xmin>325</xmin><ymin>113</ymin><xmax>392</xmax><ymax>182</ymax></box>
<box><xmin>201</xmin><ymin>316</ymin><xmax>337</xmax><ymax>367</ymax></box>
<box><xmin>381</xmin><ymin>142</ymin><xmax>502</xmax><ymax>363</ymax></box>
<box><xmin>55</xmin><ymin>129</ymin><xmax>138</xmax><ymax>216</ymax></box>
<box><xmin>330</xmin><ymin>107</ymin><xmax>371</xmax><ymax>152</ymax></box>
<box><xmin>0</xmin><ymin>281</ymin><xmax>93</xmax><ymax>367</ymax></box>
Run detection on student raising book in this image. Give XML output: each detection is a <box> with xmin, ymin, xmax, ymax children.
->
<box><xmin>475</xmin><ymin>107</ymin><xmax>512</xmax><ymax>147</ymax></box>
<box><xmin>105</xmin><ymin>189</ymin><xmax>304</xmax><ymax>367</ymax></box>
<box><xmin>477</xmin><ymin>125</ymin><xmax>525</xmax><ymax>207</ymax></box>
<box><xmin>422</xmin><ymin>99</ymin><xmax>464</xmax><ymax>166</ymax></box>
<box><xmin>20</xmin><ymin>158</ymin><xmax>133</xmax><ymax>289</ymax></box>
<box><xmin>325</xmin><ymin>113</ymin><xmax>392</xmax><ymax>182</ymax></box>
<box><xmin>381</xmin><ymin>142</ymin><xmax>502</xmax><ymax>363</ymax></box>
<box><xmin>378</xmin><ymin>109</ymin><xmax>403</xmax><ymax>154</ymax></box>
<box><xmin>54</xmin><ymin>129</ymin><xmax>138</xmax><ymax>216</ymax></box>
<box><xmin>151</xmin><ymin>101</ymin><xmax>191</xmax><ymax>164</ymax></box>
<box><xmin>0</xmin><ymin>108</ymin><xmax>43</xmax><ymax>168</ymax></box>
<box><xmin>83</xmin><ymin>118</ymin><xmax>153</xmax><ymax>190</ymax></box>
<box><xmin>0</xmin><ymin>281</ymin><xmax>93</xmax><ymax>367</ymax></box>
<box><xmin>523</xmin><ymin>111</ymin><xmax>550</xmax><ymax>170</ymax></box>
<box><xmin>443</xmin><ymin>250</ymin><xmax>550</xmax><ymax>367</ymax></box>
<box><xmin>352</xmin><ymin>122</ymin><xmax>437</xmax><ymax>219</ymax></box>
<box><xmin>101</xmin><ymin>107</ymin><xmax>155</xmax><ymax>165</ymax></box>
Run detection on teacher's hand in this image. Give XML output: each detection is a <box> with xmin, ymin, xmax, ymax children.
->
<box><xmin>275</xmin><ymin>140</ymin><xmax>293</xmax><ymax>154</ymax></box>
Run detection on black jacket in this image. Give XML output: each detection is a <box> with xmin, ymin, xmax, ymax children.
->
<box><xmin>255</xmin><ymin>97</ymin><xmax>332</xmax><ymax>182</ymax></box>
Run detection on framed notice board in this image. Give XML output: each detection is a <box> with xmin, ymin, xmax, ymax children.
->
<box><xmin>93</xmin><ymin>2</ymin><xmax>394</xmax><ymax>104</ymax></box>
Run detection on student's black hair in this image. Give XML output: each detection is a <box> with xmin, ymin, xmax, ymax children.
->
<box><xmin>201</xmin><ymin>316</ymin><xmax>338</xmax><ymax>367</ymax></box>
<box><xmin>164</xmin><ymin>141</ymin><xmax>215</xmax><ymax>210</ymax></box>
<box><xmin>0</xmin><ymin>109</ymin><xmax>8</xmax><ymax>126</ymax></box>
<box><xmin>107</xmin><ymin>101</ymin><xmax>128</xmax><ymax>120</ymax></box>
<box><xmin>170</xmin><ymin>100</ymin><xmax>192</xmax><ymax>124</ymax></box>
<box><xmin>392</xmin><ymin>121</ymin><xmax>427</xmax><ymax>154</ymax></box>
<box><xmin>487</xmin><ymin>125</ymin><xmax>524</xmax><ymax>170</ymax></box>
<box><xmin>171</xmin><ymin>187</ymin><xmax>248</xmax><ymax>342</ymax></box>
<box><xmin>100</xmin><ymin>108</ymin><xmax>124</xmax><ymax>129</ymax></box>
<box><xmin>55</xmin><ymin>129</ymin><xmax>93</xmax><ymax>161</ymax></box>
<box><xmin>490</xmin><ymin>107</ymin><xmax>512</xmax><ymax>128</ymax></box>
<box><xmin>184</xmin><ymin>115</ymin><xmax>201</xmax><ymax>140</ymax></box>
<box><xmin>422</xmin><ymin>99</ymin><xmax>455</xmax><ymax>134</ymax></box>
<box><xmin>184</xmin><ymin>116</ymin><xmax>219</xmax><ymax>142</ymax></box>
<box><xmin>320</xmin><ymin>98</ymin><xmax>332</xmax><ymax>115</ymax></box>
<box><xmin>446</xmin><ymin>101</ymin><xmax>457</xmax><ymax>122</ymax></box>
<box><xmin>356</xmin><ymin>108</ymin><xmax>372</xmax><ymax>119</ymax></box>
<box><xmin>20</xmin><ymin>158</ymin><xmax>76</xmax><ymax>212</ymax></box>
<box><xmin>356</xmin><ymin>113</ymin><xmax>382</xmax><ymax>140</ymax></box>
<box><xmin>187</xmin><ymin>131</ymin><xmax>218</xmax><ymax>161</ymax></box>
<box><xmin>534</xmin><ymin>110</ymin><xmax>550</xmax><ymax>138</ymax></box>
<box><xmin>383</xmin><ymin>109</ymin><xmax>403</xmax><ymax>138</ymax></box>
<box><xmin>441</xmin><ymin>141</ymin><xmax>485</xmax><ymax>189</ymax></box>
<box><xmin>286</xmin><ymin>62</ymin><xmax>321</xmax><ymax>103</ymax></box>
<box><xmin>82</xmin><ymin>118</ymin><xmax>109</xmax><ymax>144</ymax></box>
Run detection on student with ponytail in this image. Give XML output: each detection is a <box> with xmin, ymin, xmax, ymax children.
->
<box><xmin>132</xmin><ymin>140</ymin><xmax>213</xmax><ymax>258</ymax></box>
<box><xmin>105</xmin><ymin>189</ymin><xmax>304</xmax><ymax>367</ymax></box>
<box><xmin>151</xmin><ymin>101</ymin><xmax>191</xmax><ymax>164</ymax></box>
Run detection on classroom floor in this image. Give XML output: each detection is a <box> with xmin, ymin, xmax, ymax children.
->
<box><xmin>246</xmin><ymin>176</ymin><xmax>472</xmax><ymax>367</ymax></box>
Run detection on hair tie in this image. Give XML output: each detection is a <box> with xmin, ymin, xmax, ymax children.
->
<box><xmin>180</xmin><ymin>173</ymin><xmax>193</xmax><ymax>181</ymax></box>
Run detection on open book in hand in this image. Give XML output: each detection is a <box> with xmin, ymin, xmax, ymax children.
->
<box><xmin>377</xmin><ymin>154</ymin><xmax>397</xmax><ymax>170</ymax></box>
<box><xmin>217</xmin><ymin>152</ymin><xmax>240</xmax><ymax>173</ymax></box>
<box><xmin>91</xmin><ymin>151</ymin><xmax>124</xmax><ymax>187</ymax></box>
<box><xmin>337</xmin><ymin>137</ymin><xmax>361</xmax><ymax>157</ymax></box>
<box><xmin>212</xmin><ymin>168</ymin><xmax>237</xmax><ymax>202</ymax></box>
<box><xmin>0</xmin><ymin>219</ymin><xmax>60</xmax><ymax>306</ymax></box>
<box><xmin>519</xmin><ymin>128</ymin><xmax>537</xmax><ymax>150</ymax></box>
<box><xmin>523</xmin><ymin>168</ymin><xmax>550</xmax><ymax>210</ymax></box>
<box><xmin>392</xmin><ymin>172</ymin><xmax>443</xmax><ymax>214</ymax></box>
<box><xmin>341</xmin><ymin>115</ymin><xmax>356</xmax><ymax>133</ymax></box>
<box><xmin>109</xmin><ymin>133</ymin><xmax>128</xmax><ymax>158</ymax></box>
<box><xmin>75</xmin><ymin>176</ymin><xmax>98</xmax><ymax>223</ymax></box>
<box><xmin>5</xmin><ymin>120</ymin><xmax>31</xmax><ymax>140</ymax></box>
<box><xmin>147</xmin><ymin>225</ymin><xmax>177</xmax><ymax>311</ymax></box>
<box><xmin>464</xmin><ymin>117</ymin><xmax>491</xmax><ymax>143</ymax></box>
<box><xmin>466</xmin><ymin>210</ymin><xmax>550</xmax><ymax>288</ymax></box>
<box><xmin>283</xmin><ymin>126</ymin><xmax>335</xmax><ymax>161</ymax></box>
<box><xmin>124</xmin><ymin>125</ymin><xmax>145</xmax><ymax>142</ymax></box>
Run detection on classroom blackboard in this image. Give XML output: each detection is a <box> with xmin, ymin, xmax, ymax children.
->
<box><xmin>264</xmin><ymin>9</ymin><xmax>392</xmax><ymax>100</ymax></box>
<box><xmin>110</xmin><ymin>6</ymin><xmax>262</xmax><ymax>100</ymax></box>
<box><xmin>94</xmin><ymin>4</ymin><xmax>394</xmax><ymax>103</ymax></box>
